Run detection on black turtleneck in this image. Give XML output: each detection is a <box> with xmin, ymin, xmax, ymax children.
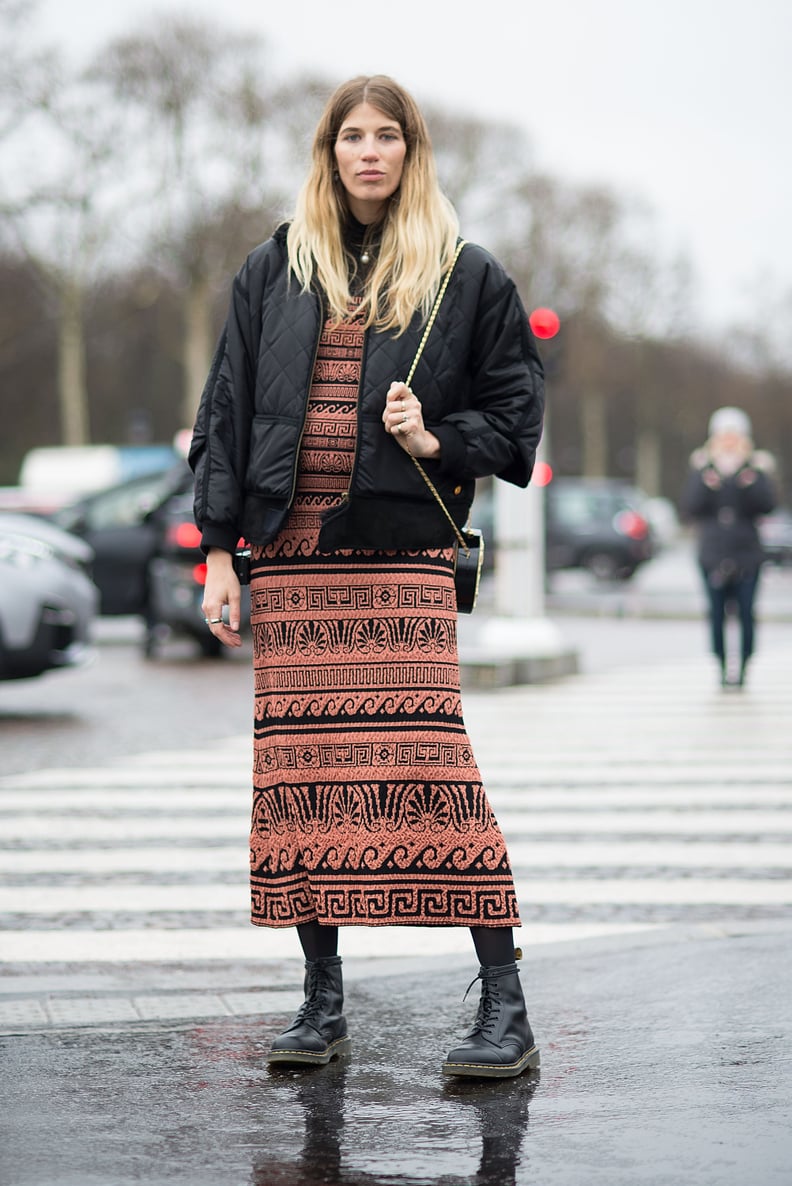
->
<box><xmin>343</xmin><ymin>213</ymin><xmax>381</xmax><ymax>293</ymax></box>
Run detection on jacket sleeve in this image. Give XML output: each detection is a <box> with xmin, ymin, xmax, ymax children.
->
<box><xmin>738</xmin><ymin>466</ymin><xmax>777</xmax><ymax>517</ymax></box>
<box><xmin>433</xmin><ymin>249</ymin><xmax>545</xmax><ymax>487</ymax></box>
<box><xmin>189</xmin><ymin>256</ymin><xmax>259</xmax><ymax>554</ymax></box>
<box><xmin>681</xmin><ymin>466</ymin><xmax>715</xmax><ymax>519</ymax></box>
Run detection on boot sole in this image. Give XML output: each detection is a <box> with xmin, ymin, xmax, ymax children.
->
<box><xmin>442</xmin><ymin>1044</ymin><xmax>540</xmax><ymax>1080</ymax></box>
<box><xmin>267</xmin><ymin>1035</ymin><xmax>352</xmax><ymax>1067</ymax></box>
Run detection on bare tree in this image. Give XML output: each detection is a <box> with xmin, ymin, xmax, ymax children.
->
<box><xmin>1</xmin><ymin>4</ymin><xmax>122</xmax><ymax>445</ymax></box>
<box><xmin>91</xmin><ymin>16</ymin><xmax>272</xmax><ymax>426</ymax></box>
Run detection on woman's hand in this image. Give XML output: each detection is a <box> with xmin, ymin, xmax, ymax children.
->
<box><xmin>382</xmin><ymin>381</ymin><xmax>441</xmax><ymax>460</ymax></box>
<box><xmin>201</xmin><ymin>548</ymin><xmax>243</xmax><ymax>649</ymax></box>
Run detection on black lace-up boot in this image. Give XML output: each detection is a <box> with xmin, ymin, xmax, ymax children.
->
<box><xmin>443</xmin><ymin>961</ymin><xmax>540</xmax><ymax>1079</ymax></box>
<box><xmin>267</xmin><ymin>955</ymin><xmax>351</xmax><ymax>1066</ymax></box>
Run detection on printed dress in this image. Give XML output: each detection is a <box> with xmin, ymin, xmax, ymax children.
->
<box><xmin>248</xmin><ymin>306</ymin><xmax>520</xmax><ymax>929</ymax></box>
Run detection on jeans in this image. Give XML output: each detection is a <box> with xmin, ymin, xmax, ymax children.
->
<box><xmin>702</xmin><ymin>567</ymin><xmax>760</xmax><ymax>667</ymax></box>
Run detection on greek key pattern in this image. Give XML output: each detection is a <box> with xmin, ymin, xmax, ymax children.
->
<box><xmin>251</xmin><ymin>877</ymin><xmax>520</xmax><ymax>928</ymax></box>
<box><xmin>248</xmin><ymin>302</ymin><xmax>519</xmax><ymax>928</ymax></box>
<box><xmin>253</xmin><ymin>740</ymin><xmax>476</xmax><ymax>775</ymax></box>
<box><xmin>252</xmin><ymin>580</ymin><xmax>456</xmax><ymax>616</ymax></box>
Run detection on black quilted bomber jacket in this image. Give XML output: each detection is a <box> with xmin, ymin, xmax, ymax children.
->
<box><xmin>189</xmin><ymin>224</ymin><xmax>545</xmax><ymax>555</ymax></box>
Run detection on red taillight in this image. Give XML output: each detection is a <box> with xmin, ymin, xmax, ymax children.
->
<box><xmin>614</xmin><ymin>510</ymin><xmax>649</xmax><ymax>540</ymax></box>
<box><xmin>166</xmin><ymin>522</ymin><xmax>203</xmax><ymax>550</ymax></box>
<box><xmin>533</xmin><ymin>461</ymin><xmax>553</xmax><ymax>488</ymax></box>
<box><xmin>192</xmin><ymin>562</ymin><xmax>208</xmax><ymax>586</ymax></box>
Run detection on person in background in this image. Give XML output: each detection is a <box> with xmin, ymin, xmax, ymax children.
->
<box><xmin>188</xmin><ymin>75</ymin><xmax>545</xmax><ymax>1078</ymax></box>
<box><xmin>682</xmin><ymin>406</ymin><xmax>776</xmax><ymax>687</ymax></box>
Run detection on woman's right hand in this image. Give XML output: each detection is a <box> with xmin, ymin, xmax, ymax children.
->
<box><xmin>201</xmin><ymin>548</ymin><xmax>243</xmax><ymax>649</ymax></box>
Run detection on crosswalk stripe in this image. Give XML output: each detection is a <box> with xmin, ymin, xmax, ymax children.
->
<box><xmin>3</xmin><ymin>877</ymin><xmax>791</xmax><ymax>915</ymax></box>
<box><xmin>0</xmin><ymin>922</ymin><xmax>662</xmax><ymax>966</ymax></box>
<box><xmin>1</xmin><ymin>809</ymin><xmax>789</xmax><ymax>843</ymax></box>
<box><xmin>1</xmin><ymin>839</ymin><xmax>789</xmax><ymax>874</ymax></box>
<box><xmin>2</xmin><ymin>785</ymin><xmax>792</xmax><ymax>815</ymax></box>
<box><xmin>1</xmin><ymin>643</ymin><xmax>791</xmax><ymax>1030</ymax></box>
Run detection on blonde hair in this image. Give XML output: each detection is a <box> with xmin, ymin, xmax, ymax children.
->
<box><xmin>287</xmin><ymin>75</ymin><xmax>459</xmax><ymax>334</ymax></box>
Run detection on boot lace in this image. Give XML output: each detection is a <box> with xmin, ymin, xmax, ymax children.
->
<box><xmin>463</xmin><ymin>972</ymin><xmax>501</xmax><ymax>1039</ymax></box>
<box><xmin>293</xmin><ymin>966</ymin><xmax>328</xmax><ymax>1025</ymax></box>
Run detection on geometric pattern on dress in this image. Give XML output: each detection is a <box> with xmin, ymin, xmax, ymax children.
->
<box><xmin>249</xmin><ymin>305</ymin><xmax>520</xmax><ymax>929</ymax></box>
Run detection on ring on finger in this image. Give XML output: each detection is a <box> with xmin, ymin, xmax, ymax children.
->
<box><xmin>209</xmin><ymin>617</ymin><xmax>223</xmax><ymax>624</ymax></box>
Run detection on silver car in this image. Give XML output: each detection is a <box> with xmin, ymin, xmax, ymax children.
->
<box><xmin>0</xmin><ymin>513</ymin><xmax>98</xmax><ymax>680</ymax></box>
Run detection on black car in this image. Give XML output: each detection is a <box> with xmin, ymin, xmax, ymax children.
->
<box><xmin>545</xmin><ymin>478</ymin><xmax>654</xmax><ymax>580</ymax></box>
<box><xmin>49</xmin><ymin>465</ymin><xmax>249</xmax><ymax>656</ymax></box>
<box><xmin>51</xmin><ymin>466</ymin><xmax>193</xmax><ymax>618</ymax></box>
<box><xmin>147</xmin><ymin>490</ymin><xmax>250</xmax><ymax>658</ymax></box>
<box><xmin>759</xmin><ymin>508</ymin><xmax>792</xmax><ymax>566</ymax></box>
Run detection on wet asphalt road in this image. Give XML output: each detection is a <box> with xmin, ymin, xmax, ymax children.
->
<box><xmin>2</xmin><ymin>546</ymin><xmax>791</xmax><ymax>1184</ymax></box>
<box><xmin>2</xmin><ymin>925</ymin><xmax>791</xmax><ymax>1186</ymax></box>
<box><xmin>2</xmin><ymin>611</ymin><xmax>789</xmax><ymax>777</ymax></box>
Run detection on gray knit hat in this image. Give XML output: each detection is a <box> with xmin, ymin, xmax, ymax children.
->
<box><xmin>708</xmin><ymin>406</ymin><xmax>752</xmax><ymax>438</ymax></box>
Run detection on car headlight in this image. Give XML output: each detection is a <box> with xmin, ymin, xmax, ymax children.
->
<box><xmin>0</xmin><ymin>532</ymin><xmax>56</xmax><ymax>568</ymax></box>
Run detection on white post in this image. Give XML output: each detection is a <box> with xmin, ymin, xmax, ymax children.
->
<box><xmin>494</xmin><ymin>473</ymin><xmax>546</xmax><ymax>618</ymax></box>
<box><xmin>458</xmin><ymin>443</ymin><xmax>576</xmax><ymax>684</ymax></box>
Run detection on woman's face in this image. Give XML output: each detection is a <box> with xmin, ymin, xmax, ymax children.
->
<box><xmin>334</xmin><ymin>102</ymin><xmax>406</xmax><ymax>224</ymax></box>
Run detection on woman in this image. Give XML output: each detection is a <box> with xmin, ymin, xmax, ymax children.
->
<box><xmin>682</xmin><ymin>406</ymin><xmax>776</xmax><ymax>687</ymax></box>
<box><xmin>189</xmin><ymin>76</ymin><xmax>545</xmax><ymax>1078</ymax></box>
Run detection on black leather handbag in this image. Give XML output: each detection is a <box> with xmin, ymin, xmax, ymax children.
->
<box><xmin>403</xmin><ymin>240</ymin><xmax>484</xmax><ymax>614</ymax></box>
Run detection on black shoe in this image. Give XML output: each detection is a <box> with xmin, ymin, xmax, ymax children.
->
<box><xmin>443</xmin><ymin>961</ymin><xmax>540</xmax><ymax>1079</ymax></box>
<box><xmin>268</xmin><ymin>955</ymin><xmax>351</xmax><ymax>1066</ymax></box>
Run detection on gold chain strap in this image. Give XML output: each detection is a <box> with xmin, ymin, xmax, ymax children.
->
<box><xmin>403</xmin><ymin>240</ymin><xmax>469</xmax><ymax>554</ymax></box>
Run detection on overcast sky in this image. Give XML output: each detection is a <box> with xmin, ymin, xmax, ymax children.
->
<box><xmin>35</xmin><ymin>0</ymin><xmax>792</xmax><ymax>337</ymax></box>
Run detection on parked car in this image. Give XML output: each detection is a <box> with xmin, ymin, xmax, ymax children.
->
<box><xmin>545</xmin><ymin>478</ymin><xmax>654</xmax><ymax>580</ymax></box>
<box><xmin>0</xmin><ymin>512</ymin><xmax>98</xmax><ymax>680</ymax></box>
<box><xmin>50</xmin><ymin>465</ymin><xmax>193</xmax><ymax>618</ymax></box>
<box><xmin>50</xmin><ymin>466</ymin><xmax>249</xmax><ymax>658</ymax></box>
<box><xmin>759</xmin><ymin>508</ymin><xmax>792</xmax><ymax>566</ymax></box>
<box><xmin>146</xmin><ymin>491</ymin><xmax>250</xmax><ymax>659</ymax></box>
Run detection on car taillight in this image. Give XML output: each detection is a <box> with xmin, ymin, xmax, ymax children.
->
<box><xmin>167</xmin><ymin>522</ymin><xmax>203</xmax><ymax>550</ymax></box>
<box><xmin>613</xmin><ymin>510</ymin><xmax>649</xmax><ymax>540</ymax></box>
<box><xmin>192</xmin><ymin>563</ymin><xmax>208</xmax><ymax>586</ymax></box>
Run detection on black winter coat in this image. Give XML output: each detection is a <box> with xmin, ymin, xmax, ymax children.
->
<box><xmin>189</xmin><ymin>225</ymin><xmax>544</xmax><ymax>555</ymax></box>
<box><xmin>682</xmin><ymin>449</ymin><xmax>776</xmax><ymax>578</ymax></box>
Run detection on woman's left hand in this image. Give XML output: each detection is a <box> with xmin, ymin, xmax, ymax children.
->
<box><xmin>382</xmin><ymin>382</ymin><xmax>440</xmax><ymax>459</ymax></box>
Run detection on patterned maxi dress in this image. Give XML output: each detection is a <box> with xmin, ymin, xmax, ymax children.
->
<box><xmin>249</xmin><ymin>305</ymin><xmax>521</xmax><ymax>930</ymax></box>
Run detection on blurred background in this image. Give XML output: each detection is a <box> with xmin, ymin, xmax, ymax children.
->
<box><xmin>2</xmin><ymin>0</ymin><xmax>791</xmax><ymax>492</ymax></box>
<box><xmin>1</xmin><ymin>0</ymin><xmax>791</xmax><ymax>681</ymax></box>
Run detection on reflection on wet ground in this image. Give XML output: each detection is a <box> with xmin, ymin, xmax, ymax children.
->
<box><xmin>254</xmin><ymin>1059</ymin><xmax>538</xmax><ymax>1186</ymax></box>
<box><xmin>2</xmin><ymin>930</ymin><xmax>792</xmax><ymax>1185</ymax></box>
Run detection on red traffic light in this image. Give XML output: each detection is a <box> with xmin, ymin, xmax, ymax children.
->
<box><xmin>529</xmin><ymin>307</ymin><xmax>560</xmax><ymax>339</ymax></box>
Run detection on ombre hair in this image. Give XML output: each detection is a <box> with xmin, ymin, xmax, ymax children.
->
<box><xmin>287</xmin><ymin>75</ymin><xmax>459</xmax><ymax>334</ymax></box>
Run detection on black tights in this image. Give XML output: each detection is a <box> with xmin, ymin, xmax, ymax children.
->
<box><xmin>296</xmin><ymin>920</ymin><xmax>515</xmax><ymax>967</ymax></box>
